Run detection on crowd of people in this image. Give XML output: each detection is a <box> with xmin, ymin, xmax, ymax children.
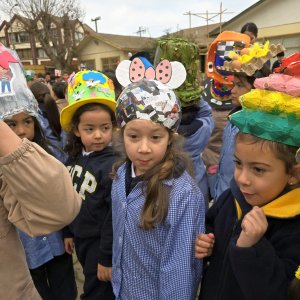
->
<box><xmin>0</xmin><ymin>21</ymin><xmax>300</xmax><ymax>300</ymax></box>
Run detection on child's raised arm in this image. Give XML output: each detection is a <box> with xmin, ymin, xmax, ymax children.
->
<box><xmin>0</xmin><ymin>123</ymin><xmax>81</xmax><ymax>236</ymax></box>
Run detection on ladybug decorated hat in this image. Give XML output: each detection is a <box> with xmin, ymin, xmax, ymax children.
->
<box><xmin>115</xmin><ymin>56</ymin><xmax>186</xmax><ymax>131</ymax></box>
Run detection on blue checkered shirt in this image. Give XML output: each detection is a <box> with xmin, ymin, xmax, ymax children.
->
<box><xmin>112</xmin><ymin>164</ymin><xmax>205</xmax><ymax>299</ymax></box>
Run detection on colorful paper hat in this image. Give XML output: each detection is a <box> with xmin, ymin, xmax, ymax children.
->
<box><xmin>273</xmin><ymin>52</ymin><xmax>300</xmax><ymax>76</ymax></box>
<box><xmin>230</xmin><ymin>89</ymin><xmax>300</xmax><ymax>146</ymax></box>
<box><xmin>206</xmin><ymin>31</ymin><xmax>251</xmax><ymax>86</ymax></box>
<box><xmin>217</xmin><ymin>41</ymin><xmax>285</xmax><ymax>76</ymax></box>
<box><xmin>115</xmin><ymin>57</ymin><xmax>186</xmax><ymax>131</ymax></box>
<box><xmin>60</xmin><ymin>70</ymin><xmax>116</xmax><ymax>132</ymax></box>
<box><xmin>0</xmin><ymin>43</ymin><xmax>38</xmax><ymax>120</ymax></box>
<box><xmin>202</xmin><ymin>77</ymin><xmax>234</xmax><ymax>110</ymax></box>
<box><xmin>154</xmin><ymin>37</ymin><xmax>202</xmax><ymax>107</ymax></box>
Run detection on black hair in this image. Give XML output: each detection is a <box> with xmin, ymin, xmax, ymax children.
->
<box><xmin>102</xmin><ymin>68</ymin><xmax>123</xmax><ymax>98</ymax></box>
<box><xmin>64</xmin><ymin>103</ymin><xmax>116</xmax><ymax>159</ymax></box>
<box><xmin>52</xmin><ymin>81</ymin><xmax>67</xmax><ymax>99</ymax></box>
<box><xmin>241</xmin><ymin>22</ymin><xmax>258</xmax><ymax>37</ymax></box>
<box><xmin>32</xmin><ymin>116</ymin><xmax>54</xmax><ymax>154</ymax></box>
<box><xmin>277</xmin><ymin>51</ymin><xmax>285</xmax><ymax>57</ymax></box>
<box><xmin>30</xmin><ymin>82</ymin><xmax>62</xmax><ymax>140</ymax></box>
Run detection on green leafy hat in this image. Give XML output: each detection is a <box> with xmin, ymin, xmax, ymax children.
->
<box><xmin>60</xmin><ymin>70</ymin><xmax>116</xmax><ymax>132</ymax></box>
<box><xmin>154</xmin><ymin>37</ymin><xmax>202</xmax><ymax>107</ymax></box>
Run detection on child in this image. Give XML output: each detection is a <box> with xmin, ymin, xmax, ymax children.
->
<box><xmin>240</xmin><ymin>22</ymin><xmax>258</xmax><ymax>44</ymax></box>
<box><xmin>111</xmin><ymin>59</ymin><xmax>205</xmax><ymax>299</ymax></box>
<box><xmin>30</xmin><ymin>81</ymin><xmax>67</xmax><ymax>162</ymax></box>
<box><xmin>207</xmin><ymin>32</ymin><xmax>275</xmax><ymax>201</ymax></box>
<box><xmin>195</xmin><ymin>85</ymin><xmax>300</xmax><ymax>299</ymax></box>
<box><xmin>288</xmin><ymin>266</ymin><xmax>300</xmax><ymax>300</ymax></box>
<box><xmin>61</xmin><ymin>70</ymin><xmax>117</xmax><ymax>299</ymax></box>
<box><xmin>0</xmin><ymin>43</ymin><xmax>81</xmax><ymax>299</ymax></box>
<box><xmin>5</xmin><ymin>111</ymin><xmax>78</xmax><ymax>300</ymax></box>
<box><xmin>51</xmin><ymin>80</ymin><xmax>68</xmax><ymax>113</ymax></box>
<box><xmin>155</xmin><ymin>38</ymin><xmax>214</xmax><ymax>207</ymax></box>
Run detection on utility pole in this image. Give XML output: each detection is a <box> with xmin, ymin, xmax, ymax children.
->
<box><xmin>91</xmin><ymin>16</ymin><xmax>101</xmax><ymax>33</ymax></box>
<box><xmin>184</xmin><ymin>2</ymin><xmax>233</xmax><ymax>44</ymax></box>
<box><xmin>136</xmin><ymin>26</ymin><xmax>146</xmax><ymax>37</ymax></box>
<box><xmin>183</xmin><ymin>11</ymin><xmax>192</xmax><ymax>29</ymax></box>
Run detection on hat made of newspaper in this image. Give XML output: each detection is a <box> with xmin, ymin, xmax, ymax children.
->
<box><xmin>0</xmin><ymin>43</ymin><xmax>38</xmax><ymax>120</ymax></box>
<box><xmin>115</xmin><ymin>56</ymin><xmax>186</xmax><ymax>131</ymax></box>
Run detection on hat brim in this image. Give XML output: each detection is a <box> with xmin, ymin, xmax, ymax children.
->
<box><xmin>60</xmin><ymin>97</ymin><xmax>116</xmax><ymax>132</ymax></box>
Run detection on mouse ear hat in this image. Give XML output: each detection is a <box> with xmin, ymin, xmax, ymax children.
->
<box><xmin>115</xmin><ymin>56</ymin><xmax>186</xmax><ymax>131</ymax></box>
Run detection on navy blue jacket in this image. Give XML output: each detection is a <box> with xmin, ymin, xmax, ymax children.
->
<box><xmin>199</xmin><ymin>179</ymin><xmax>300</xmax><ymax>300</ymax></box>
<box><xmin>64</xmin><ymin>146</ymin><xmax>116</xmax><ymax>266</ymax></box>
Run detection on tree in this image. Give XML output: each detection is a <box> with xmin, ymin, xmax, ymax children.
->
<box><xmin>1</xmin><ymin>0</ymin><xmax>85</xmax><ymax>72</ymax></box>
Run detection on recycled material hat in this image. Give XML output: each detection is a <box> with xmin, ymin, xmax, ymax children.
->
<box><xmin>230</xmin><ymin>89</ymin><xmax>300</xmax><ymax>147</ymax></box>
<box><xmin>0</xmin><ymin>43</ymin><xmax>38</xmax><ymax>120</ymax></box>
<box><xmin>116</xmin><ymin>79</ymin><xmax>182</xmax><ymax>131</ymax></box>
<box><xmin>206</xmin><ymin>31</ymin><xmax>250</xmax><ymax>86</ymax></box>
<box><xmin>115</xmin><ymin>57</ymin><xmax>186</xmax><ymax>131</ymax></box>
<box><xmin>154</xmin><ymin>37</ymin><xmax>202</xmax><ymax>107</ymax></box>
<box><xmin>60</xmin><ymin>70</ymin><xmax>116</xmax><ymax>132</ymax></box>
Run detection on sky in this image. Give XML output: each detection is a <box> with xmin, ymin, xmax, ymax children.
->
<box><xmin>82</xmin><ymin>0</ymin><xmax>260</xmax><ymax>37</ymax></box>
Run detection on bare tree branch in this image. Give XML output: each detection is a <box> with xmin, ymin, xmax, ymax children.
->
<box><xmin>1</xmin><ymin>0</ymin><xmax>85</xmax><ymax>71</ymax></box>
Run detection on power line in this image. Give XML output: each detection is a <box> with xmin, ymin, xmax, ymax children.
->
<box><xmin>135</xmin><ymin>26</ymin><xmax>146</xmax><ymax>37</ymax></box>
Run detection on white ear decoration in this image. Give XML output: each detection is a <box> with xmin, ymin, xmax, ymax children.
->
<box><xmin>115</xmin><ymin>60</ymin><xmax>131</xmax><ymax>87</ymax></box>
<box><xmin>166</xmin><ymin>61</ymin><xmax>187</xmax><ymax>89</ymax></box>
<box><xmin>115</xmin><ymin>59</ymin><xmax>187</xmax><ymax>89</ymax></box>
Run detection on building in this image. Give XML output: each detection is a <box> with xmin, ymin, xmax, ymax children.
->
<box><xmin>0</xmin><ymin>13</ymin><xmax>87</xmax><ymax>73</ymax></box>
<box><xmin>77</xmin><ymin>31</ymin><xmax>155</xmax><ymax>71</ymax></box>
<box><xmin>209</xmin><ymin>0</ymin><xmax>300</xmax><ymax>59</ymax></box>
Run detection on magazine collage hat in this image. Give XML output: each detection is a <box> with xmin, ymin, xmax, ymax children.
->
<box><xmin>115</xmin><ymin>55</ymin><xmax>186</xmax><ymax>131</ymax></box>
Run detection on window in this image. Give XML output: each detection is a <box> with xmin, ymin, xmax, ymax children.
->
<box><xmin>19</xmin><ymin>32</ymin><xmax>30</xmax><ymax>43</ymax></box>
<box><xmin>0</xmin><ymin>37</ymin><xmax>7</xmax><ymax>46</ymax></box>
<box><xmin>9</xmin><ymin>32</ymin><xmax>30</xmax><ymax>44</ymax></box>
<box><xmin>101</xmin><ymin>56</ymin><xmax>120</xmax><ymax>71</ymax></box>
<box><xmin>17</xmin><ymin>49</ymin><xmax>32</xmax><ymax>59</ymax></box>
<box><xmin>81</xmin><ymin>59</ymin><xmax>95</xmax><ymax>70</ymax></box>
<box><xmin>38</xmin><ymin>48</ymin><xmax>49</xmax><ymax>59</ymax></box>
<box><xmin>75</xmin><ymin>31</ymin><xmax>84</xmax><ymax>43</ymax></box>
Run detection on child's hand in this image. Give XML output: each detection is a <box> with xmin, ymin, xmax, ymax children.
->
<box><xmin>195</xmin><ymin>233</ymin><xmax>215</xmax><ymax>259</ymax></box>
<box><xmin>237</xmin><ymin>206</ymin><xmax>268</xmax><ymax>248</ymax></box>
<box><xmin>64</xmin><ymin>237</ymin><xmax>74</xmax><ymax>255</ymax></box>
<box><xmin>97</xmin><ymin>264</ymin><xmax>112</xmax><ymax>282</ymax></box>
